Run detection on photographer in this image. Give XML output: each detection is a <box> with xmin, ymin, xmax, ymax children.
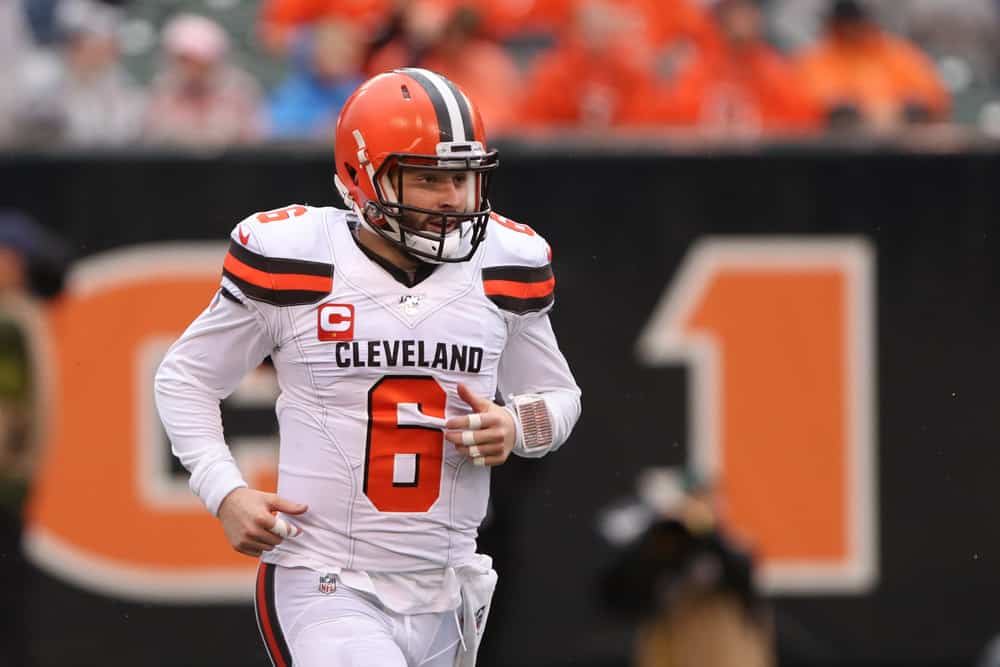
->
<box><xmin>599</xmin><ymin>470</ymin><xmax>775</xmax><ymax>667</ymax></box>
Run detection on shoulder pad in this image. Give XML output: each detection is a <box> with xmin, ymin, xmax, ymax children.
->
<box><xmin>482</xmin><ymin>212</ymin><xmax>555</xmax><ymax>315</ymax></box>
<box><xmin>221</xmin><ymin>204</ymin><xmax>335</xmax><ymax>307</ymax></box>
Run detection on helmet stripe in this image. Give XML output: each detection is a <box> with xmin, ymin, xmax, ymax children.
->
<box><xmin>441</xmin><ymin>77</ymin><xmax>474</xmax><ymax>142</ymax></box>
<box><xmin>398</xmin><ymin>68</ymin><xmax>470</xmax><ymax>142</ymax></box>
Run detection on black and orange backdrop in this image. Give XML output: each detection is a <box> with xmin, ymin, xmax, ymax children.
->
<box><xmin>1</xmin><ymin>144</ymin><xmax>998</xmax><ymax>667</ymax></box>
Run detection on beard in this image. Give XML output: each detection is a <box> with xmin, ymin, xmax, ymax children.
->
<box><xmin>397</xmin><ymin>209</ymin><xmax>468</xmax><ymax>235</ymax></box>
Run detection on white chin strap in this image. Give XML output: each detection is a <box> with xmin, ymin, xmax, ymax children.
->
<box><xmin>404</xmin><ymin>224</ymin><xmax>473</xmax><ymax>264</ymax></box>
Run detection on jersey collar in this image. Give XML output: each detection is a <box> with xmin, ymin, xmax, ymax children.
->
<box><xmin>349</xmin><ymin>230</ymin><xmax>438</xmax><ymax>288</ymax></box>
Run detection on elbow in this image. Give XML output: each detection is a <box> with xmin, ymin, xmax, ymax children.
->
<box><xmin>153</xmin><ymin>357</ymin><xmax>173</xmax><ymax>403</ymax></box>
<box><xmin>557</xmin><ymin>386</ymin><xmax>582</xmax><ymax>446</ymax></box>
<box><xmin>153</xmin><ymin>353</ymin><xmax>189</xmax><ymax>412</ymax></box>
<box><xmin>153</xmin><ymin>360</ymin><xmax>174</xmax><ymax>425</ymax></box>
<box><xmin>567</xmin><ymin>385</ymin><xmax>582</xmax><ymax>428</ymax></box>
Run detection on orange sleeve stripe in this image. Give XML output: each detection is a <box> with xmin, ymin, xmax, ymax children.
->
<box><xmin>224</xmin><ymin>252</ymin><xmax>332</xmax><ymax>293</ymax></box>
<box><xmin>483</xmin><ymin>277</ymin><xmax>555</xmax><ymax>299</ymax></box>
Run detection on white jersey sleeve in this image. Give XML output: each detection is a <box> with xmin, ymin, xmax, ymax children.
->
<box><xmin>498</xmin><ymin>315</ymin><xmax>581</xmax><ymax>457</ymax></box>
<box><xmin>154</xmin><ymin>290</ymin><xmax>275</xmax><ymax>515</ymax></box>
<box><xmin>155</xmin><ymin>204</ymin><xmax>332</xmax><ymax>515</ymax></box>
<box><xmin>483</xmin><ymin>212</ymin><xmax>581</xmax><ymax>457</ymax></box>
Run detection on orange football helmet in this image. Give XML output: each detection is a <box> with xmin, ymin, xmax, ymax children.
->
<box><xmin>334</xmin><ymin>68</ymin><xmax>499</xmax><ymax>263</ymax></box>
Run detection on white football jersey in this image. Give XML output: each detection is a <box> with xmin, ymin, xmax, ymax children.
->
<box><xmin>156</xmin><ymin>204</ymin><xmax>580</xmax><ymax>611</ymax></box>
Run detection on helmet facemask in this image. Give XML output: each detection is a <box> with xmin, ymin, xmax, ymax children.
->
<box><xmin>363</xmin><ymin>143</ymin><xmax>498</xmax><ymax>264</ymax></box>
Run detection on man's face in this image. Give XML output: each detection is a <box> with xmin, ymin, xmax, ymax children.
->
<box><xmin>313</xmin><ymin>20</ymin><xmax>362</xmax><ymax>81</ymax></box>
<box><xmin>395</xmin><ymin>167</ymin><xmax>474</xmax><ymax>234</ymax></box>
<box><xmin>173</xmin><ymin>53</ymin><xmax>216</xmax><ymax>91</ymax></box>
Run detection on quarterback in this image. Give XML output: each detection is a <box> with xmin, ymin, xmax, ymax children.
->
<box><xmin>155</xmin><ymin>68</ymin><xmax>581</xmax><ymax>667</ymax></box>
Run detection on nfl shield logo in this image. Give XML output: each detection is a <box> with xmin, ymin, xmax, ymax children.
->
<box><xmin>399</xmin><ymin>294</ymin><xmax>424</xmax><ymax>316</ymax></box>
<box><xmin>318</xmin><ymin>573</ymin><xmax>336</xmax><ymax>595</ymax></box>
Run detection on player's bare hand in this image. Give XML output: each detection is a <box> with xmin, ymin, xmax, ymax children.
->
<box><xmin>445</xmin><ymin>383</ymin><xmax>516</xmax><ymax>467</ymax></box>
<box><xmin>217</xmin><ymin>488</ymin><xmax>308</xmax><ymax>558</ymax></box>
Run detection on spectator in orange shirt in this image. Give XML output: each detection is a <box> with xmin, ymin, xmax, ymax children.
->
<box><xmin>598</xmin><ymin>0</ymin><xmax>725</xmax><ymax>89</ymax></box>
<box><xmin>485</xmin><ymin>0</ymin><xmax>716</xmax><ymax>52</ymax></box>
<box><xmin>259</xmin><ymin>0</ymin><xmax>391</xmax><ymax>53</ymax></box>
<box><xmin>461</xmin><ymin>0</ymin><xmax>570</xmax><ymax>39</ymax></box>
<box><xmin>519</xmin><ymin>0</ymin><xmax>657</xmax><ymax>129</ymax></box>
<box><xmin>795</xmin><ymin>0</ymin><xmax>950</xmax><ymax>130</ymax></box>
<box><xmin>649</xmin><ymin>0</ymin><xmax>821</xmax><ymax>136</ymax></box>
<box><xmin>421</xmin><ymin>7</ymin><xmax>524</xmax><ymax>135</ymax></box>
<box><xmin>635</xmin><ymin>0</ymin><xmax>721</xmax><ymax>61</ymax></box>
<box><xmin>366</xmin><ymin>3</ymin><xmax>524</xmax><ymax>135</ymax></box>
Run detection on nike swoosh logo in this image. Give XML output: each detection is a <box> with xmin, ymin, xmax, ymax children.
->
<box><xmin>238</xmin><ymin>225</ymin><xmax>250</xmax><ymax>246</ymax></box>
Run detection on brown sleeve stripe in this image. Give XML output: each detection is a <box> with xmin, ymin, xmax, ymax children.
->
<box><xmin>487</xmin><ymin>293</ymin><xmax>554</xmax><ymax>314</ymax></box>
<box><xmin>482</xmin><ymin>264</ymin><xmax>553</xmax><ymax>284</ymax></box>
<box><xmin>222</xmin><ymin>241</ymin><xmax>332</xmax><ymax>306</ymax></box>
<box><xmin>228</xmin><ymin>240</ymin><xmax>332</xmax><ymax>277</ymax></box>
<box><xmin>482</xmin><ymin>264</ymin><xmax>555</xmax><ymax>314</ymax></box>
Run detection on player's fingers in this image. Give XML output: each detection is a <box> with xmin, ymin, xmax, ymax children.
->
<box><xmin>252</xmin><ymin>514</ymin><xmax>291</xmax><ymax>542</ymax></box>
<box><xmin>268</xmin><ymin>516</ymin><xmax>301</xmax><ymax>538</ymax></box>
<box><xmin>444</xmin><ymin>430</ymin><xmax>474</xmax><ymax>446</ymax></box>
<box><xmin>235</xmin><ymin>541</ymin><xmax>270</xmax><ymax>557</ymax></box>
<box><xmin>462</xmin><ymin>443</ymin><xmax>505</xmax><ymax>459</ymax></box>
<box><xmin>266</xmin><ymin>494</ymin><xmax>308</xmax><ymax>515</ymax></box>
<box><xmin>249</xmin><ymin>525</ymin><xmax>283</xmax><ymax>546</ymax></box>
<box><xmin>474</xmin><ymin>412</ymin><xmax>502</xmax><ymax>429</ymax></box>
<box><xmin>444</xmin><ymin>427</ymin><xmax>504</xmax><ymax>447</ymax></box>
<box><xmin>456</xmin><ymin>383</ymin><xmax>492</xmax><ymax>411</ymax></box>
<box><xmin>445</xmin><ymin>411</ymin><xmax>495</xmax><ymax>430</ymax></box>
<box><xmin>479</xmin><ymin>452</ymin><xmax>510</xmax><ymax>467</ymax></box>
<box><xmin>470</xmin><ymin>427</ymin><xmax>505</xmax><ymax>444</ymax></box>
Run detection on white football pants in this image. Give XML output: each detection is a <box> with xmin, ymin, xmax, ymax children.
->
<box><xmin>255</xmin><ymin>563</ymin><xmax>462</xmax><ymax>667</ymax></box>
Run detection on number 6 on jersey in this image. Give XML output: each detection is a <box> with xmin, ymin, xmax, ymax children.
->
<box><xmin>364</xmin><ymin>376</ymin><xmax>447</xmax><ymax>512</ymax></box>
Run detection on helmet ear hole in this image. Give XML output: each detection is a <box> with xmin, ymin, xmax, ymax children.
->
<box><xmin>345</xmin><ymin>163</ymin><xmax>359</xmax><ymax>184</ymax></box>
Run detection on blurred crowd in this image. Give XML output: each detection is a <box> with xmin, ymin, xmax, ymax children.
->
<box><xmin>1</xmin><ymin>0</ymin><xmax>999</xmax><ymax>148</ymax></box>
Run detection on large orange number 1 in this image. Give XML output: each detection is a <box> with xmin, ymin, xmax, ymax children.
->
<box><xmin>364</xmin><ymin>376</ymin><xmax>447</xmax><ymax>512</ymax></box>
<box><xmin>638</xmin><ymin>238</ymin><xmax>877</xmax><ymax>594</ymax></box>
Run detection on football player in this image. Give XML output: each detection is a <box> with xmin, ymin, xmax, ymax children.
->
<box><xmin>155</xmin><ymin>68</ymin><xmax>581</xmax><ymax>667</ymax></box>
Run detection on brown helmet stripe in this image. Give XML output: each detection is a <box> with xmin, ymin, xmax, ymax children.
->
<box><xmin>441</xmin><ymin>77</ymin><xmax>474</xmax><ymax>141</ymax></box>
<box><xmin>397</xmin><ymin>68</ymin><xmax>471</xmax><ymax>142</ymax></box>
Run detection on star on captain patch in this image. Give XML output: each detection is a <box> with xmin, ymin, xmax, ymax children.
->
<box><xmin>399</xmin><ymin>294</ymin><xmax>425</xmax><ymax>316</ymax></box>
